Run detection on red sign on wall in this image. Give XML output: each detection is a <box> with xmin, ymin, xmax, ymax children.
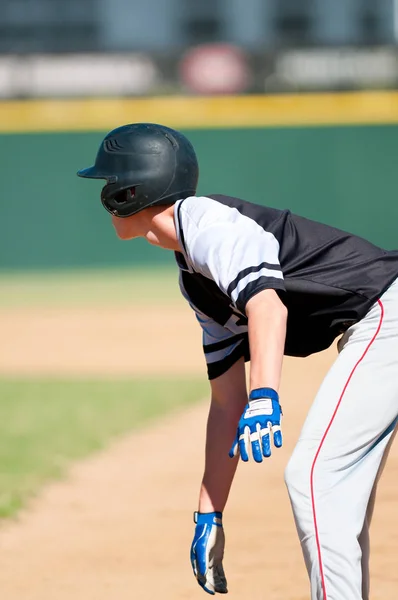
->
<box><xmin>180</xmin><ymin>43</ymin><xmax>250</xmax><ymax>94</ymax></box>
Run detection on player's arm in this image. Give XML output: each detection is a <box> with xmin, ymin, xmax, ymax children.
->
<box><xmin>190</xmin><ymin>217</ymin><xmax>287</xmax><ymax>463</ymax></box>
<box><xmin>222</xmin><ymin>288</ymin><xmax>287</xmax><ymax>464</ymax></box>
<box><xmin>186</xmin><ymin>306</ymin><xmax>249</xmax><ymax>511</ymax></box>
<box><xmin>199</xmin><ymin>356</ymin><xmax>247</xmax><ymax>513</ymax></box>
<box><xmin>194</xmin><ymin>287</ymin><xmax>288</xmax><ymax>509</ymax></box>
<box><xmin>196</xmin><ymin>290</ymin><xmax>287</xmax><ymax>507</ymax></box>
<box><xmin>189</xmin><ymin>296</ymin><xmax>286</xmax><ymax>594</ymax></box>
<box><xmin>185</xmin><ymin>302</ymin><xmax>248</xmax><ymax>595</ymax></box>
<box><xmin>191</xmin><ymin>357</ymin><xmax>246</xmax><ymax>596</ymax></box>
<box><xmin>246</xmin><ymin>288</ymin><xmax>287</xmax><ymax>393</ymax></box>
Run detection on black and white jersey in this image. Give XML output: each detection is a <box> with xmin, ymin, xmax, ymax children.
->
<box><xmin>174</xmin><ymin>194</ymin><xmax>398</xmax><ymax>379</ymax></box>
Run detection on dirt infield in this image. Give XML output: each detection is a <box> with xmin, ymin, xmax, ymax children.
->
<box><xmin>1</xmin><ymin>304</ymin><xmax>398</xmax><ymax>599</ymax></box>
<box><xmin>0</xmin><ymin>303</ymin><xmax>203</xmax><ymax>376</ymax></box>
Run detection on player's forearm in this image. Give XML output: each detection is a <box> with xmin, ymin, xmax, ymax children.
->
<box><xmin>198</xmin><ymin>399</ymin><xmax>243</xmax><ymax>513</ymax></box>
<box><xmin>246</xmin><ymin>289</ymin><xmax>287</xmax><ymax>393</ymax></box>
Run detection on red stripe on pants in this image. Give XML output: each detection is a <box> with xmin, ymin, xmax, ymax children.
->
<box><xmin>310</xmin><ymin>300</ymin><xmax>384</xmax><ymax>599</ymax></box>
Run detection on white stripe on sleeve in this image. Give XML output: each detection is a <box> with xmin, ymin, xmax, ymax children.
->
<box><xmin>230</xmin><ymin>267</ymin><xmax>284</xmax><ymax>303</ymax></box>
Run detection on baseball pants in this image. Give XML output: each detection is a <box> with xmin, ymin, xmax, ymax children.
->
<box><xmin>284</xmin><ymin>277</ymin><xmax>398</xmax><ymax>600</ymax></box>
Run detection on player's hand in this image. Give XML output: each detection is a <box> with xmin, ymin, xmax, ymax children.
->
<box><xmin>229</xmin><ymin>387</ymin><xmax>282</xmax><ymax>462</ymax></box>
<box><xmin>190</xmin><ymin>511</ymin><xmax>228</xmax><ymax>595</ymax></box>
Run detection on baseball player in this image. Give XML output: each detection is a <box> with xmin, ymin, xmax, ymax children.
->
<box><xmin>77</xmin><ymin>123</ymin><xmax>398</xmax><ymax>600</ymax></box>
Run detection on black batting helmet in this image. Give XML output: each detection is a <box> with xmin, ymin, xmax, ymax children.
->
<box><xmin>77</xmin><ymin>123</ymin><xmax>199</xmax><ymax>218</ymax></box>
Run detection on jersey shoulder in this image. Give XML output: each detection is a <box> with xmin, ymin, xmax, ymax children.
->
<box><xmin>178</xmin><ymin>193</ymin><xmax>287</xmax><ymax>234</ymax></box>
<box><xmin>178</xmin><ymin>194</ymin><xmax>239</xmax><ymax>229</ymax></box>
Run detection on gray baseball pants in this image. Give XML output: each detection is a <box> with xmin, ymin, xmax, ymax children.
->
<box><xmin>285</xmin><ymin>277</ymin><xmax>398</xmax><ymax>600</ymax></box>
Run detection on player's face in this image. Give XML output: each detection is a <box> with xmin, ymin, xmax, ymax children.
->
<box><xmin>111</xmin><ymin>213</ymin><xmax>144</xmax><ymax>240</ymax></box>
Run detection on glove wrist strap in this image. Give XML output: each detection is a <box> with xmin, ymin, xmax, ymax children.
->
<box><xmin>249</xmin><ymin>387</ymin><xmax>279</xmax><ymax>401</ymax></box>
<box><xmin>194</xmin><ymin>511</ymin><xmax>223</xmax><ymax>525</ymax></box>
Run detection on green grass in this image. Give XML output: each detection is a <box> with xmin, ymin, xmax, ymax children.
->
<box><xmin>0</xmin><ymin>267</ymin><xmax>182</xmax><ymax>308</ymax></box>
<box><xmin>0</xmin><ymin>377</ymin><xmax>208</xmax><ymax>519</ymax></box>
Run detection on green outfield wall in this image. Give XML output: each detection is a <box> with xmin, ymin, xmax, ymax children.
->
<box><xmin>1</xmin><ymin>93</ymin><xmax>398</xmax><ymax>269</ymax></box>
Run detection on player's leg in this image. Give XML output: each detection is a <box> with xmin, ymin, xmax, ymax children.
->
<box><xmin>287</xmin><ymin>421</ymin><xmax>396</xmax><ymax>600</ymax></box>
<box><xmin>284</xmin><ymin>279</ymin><xmax>398</xmax><ymax>600</ymax></box>
<box><xmin>358</xmin><ymin>492</ymin><xmax>372</xmax><ymax>600</ymax></box>
<box><xmin>358</xmin><ymin>428</ymin><xmax>397</xmax><ymax>600</ymax></box>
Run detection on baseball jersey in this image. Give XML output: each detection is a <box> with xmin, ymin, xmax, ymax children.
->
<box><xmin>174</xmin><ymin>194</ymin><xmax>398</xmax><ymax>379</ymax></box>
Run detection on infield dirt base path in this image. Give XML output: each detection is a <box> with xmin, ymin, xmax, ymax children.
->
<box><xmin>1</xmin><ymin>349</ymin><xmax>398</xmax><ymax>600</ymax></box>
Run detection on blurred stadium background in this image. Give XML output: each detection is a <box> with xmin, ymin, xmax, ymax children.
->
<box><xmin>1</xmin><ymin>0</ymin><xmax>398</xmax><ymax>270</ymax></box>
<box><xmin>1</xmin><ymin>3</ymin><xmax>398</xmax><ymax>599</ymax></box>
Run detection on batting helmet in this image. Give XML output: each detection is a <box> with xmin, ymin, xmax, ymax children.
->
<box><xmin>77</xmin><ymin>123</ymin><xmax>199</xmax><ymax>218</ymax></box>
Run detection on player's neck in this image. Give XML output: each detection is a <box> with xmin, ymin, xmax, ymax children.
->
<box><xmin>143</xmin><ymin>204</ymin><xmax>181</xmax><ymax>251</ymax></box>
<box><xmin>111</xmin><ymin>204</ymin><xmax>181</xmax><ymax>250</ymax></box>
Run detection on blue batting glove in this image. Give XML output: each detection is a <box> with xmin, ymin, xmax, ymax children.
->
<box><xmin>190</xmin><ymin>512</ymin><xmax>228</xmax><ymax>595</ymax></box>
<box><xmin>229</xmin><ymin>387</ymin><xmax>283</xmax><ymax>462</ymax></box>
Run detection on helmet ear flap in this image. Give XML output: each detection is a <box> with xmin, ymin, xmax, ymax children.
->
<box><xmin>101</xmin><ymin>184</ymin><xmax>140</xmax><ymax>217</ymax></box>
<box><xmin>113</xmin><ymin>187</ymin><xmax>136</xmax><ymax>205</ymax></box>
<box><xmin>101</xmin><ymin>182</ymin><xmax>120</xmax><ymax>216</ymax></box>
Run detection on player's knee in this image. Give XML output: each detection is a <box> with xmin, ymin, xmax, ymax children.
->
<box><xmin>284</xmin><ymin>445</ymin><xmax>312</xmax><ymax>500</ymax></box>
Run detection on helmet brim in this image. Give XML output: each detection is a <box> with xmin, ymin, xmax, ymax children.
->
<box><xmin>77</xmin><ymin>165</ymin><xmax>106</xmax><ymax>179</ymax></box>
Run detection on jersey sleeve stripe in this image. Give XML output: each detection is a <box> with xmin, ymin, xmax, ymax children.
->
<box><xmin>226</xmin><ymin>261</ymin><xmax>283</xmax><ymax>297</ymax></box>
<box><xmin>203</xmin><ymin>332</ymin><xmax>246</xmax><ymax>353</ymax></box>
<box><xmin>230</xmin><ymin>268</ymin><xmax>284</xmax><ymax>303</ymax></box>
<box><xmin>235</xmin><ymin>276</ymin><xmax>286</xmax><ymax>312</ymax></box>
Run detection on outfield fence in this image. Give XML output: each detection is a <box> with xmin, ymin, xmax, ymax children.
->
<box><xmin>1</xmin><ymin>91</ymin><xmax>398</xmax><ymax>269</ymax></box>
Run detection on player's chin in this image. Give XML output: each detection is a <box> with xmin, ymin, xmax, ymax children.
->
<box><xmin>111</xmin><ymin>215</ymin><xmax>137</xmax><ymax>240</ymax></box>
